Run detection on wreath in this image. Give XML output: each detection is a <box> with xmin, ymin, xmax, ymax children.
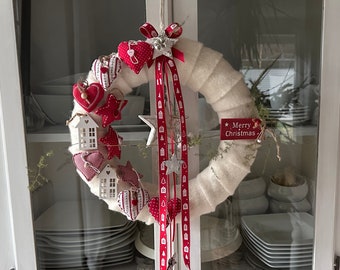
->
<box><xmin>67</xmin><ymin>22</ymin><xmax>259</xmax><ymax>269</ymax></box>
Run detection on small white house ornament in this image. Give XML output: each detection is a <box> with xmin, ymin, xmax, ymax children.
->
<box><xmin>98</xmin><ymin>164</ymin><xmax>118</xmax><ymax>199</ymax></box>
<box><xmin>74</xmin><ymin>114</ymin><xmax>98</xmax><ymax>150</ymax></box>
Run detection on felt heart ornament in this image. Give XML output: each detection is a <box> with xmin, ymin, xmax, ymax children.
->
<box><xmin>148</xmin><ymin>197</ymin><xmax>181</xmax><ymax>225</ymax></box>
<box><xmin>73</xmin><ymin>151</ymin><xmax>104</xmax><ymax>181</ymax></box>
<box><xmin>117</xmin><ymin>161</ymin><xmax>143</xmax><ymax>187</ymax></box>
<box><xmin>73</xmin><ymin>82</ymin><xmax>105</xmax><ymax>112</ymax></box>
<box><xmin>118</xmin><ymin>188</ymin><xmax>150</xmax><ymax>221</ymax></box>
<box><xmin>91</xmin><ymin>54</ymin><xmax>121</xmax><ymax>90</ymax></box>
<box><xmin>118</xmin><ymin>40</ymin><xmax>153</xmax><ymax>74</ymax></box>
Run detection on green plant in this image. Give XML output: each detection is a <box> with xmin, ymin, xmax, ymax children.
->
<box><xmin>247</xmin><ymin>55</ymin><xmax>280</xmax><ymax>120</ymax></box>
<box><xmin>28</xmin><ymin>150</ymin><xmax>54</xmax><ymax>192</ymax></box>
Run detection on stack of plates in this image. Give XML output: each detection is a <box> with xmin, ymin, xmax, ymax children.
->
<box><xmin>241</xmin><ymin>212</ymin><xmax>314</xmax><ymax>269</ymax></box>
<box><xmin>266</xmin><ymin>106</ymin><xmax>309</xmax><ymax>126</ymax></box>
<box><xmin>34</xmin><ymin>200</ymin><xmax>137</xmax><ymax>269</ymax></box>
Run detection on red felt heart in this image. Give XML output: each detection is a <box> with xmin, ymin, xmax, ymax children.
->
<box><xmin>118</xmin><ymin>40</ymin><xmax>153</xmax><ymax>74</ymax></box>
<box><xmin>118</xmin><ymin>188</ymin><xmax>150</xmax><ymax>221</ymax></box>
<box><xmin>73</xmin><ymin>151</ymin><xmax>104</xmax><ymax>181</ymax></box>
<box><xmin>91</xmin><ymin>54</ymin><xmax>121</xmax><ymax>90</ymax></box>
<box><xmin>73</xmin><ymin>82</ymin><xmax>104</xmax><ymax>112</ymax></box>
<box><xmin>148</xmin><ymin>197</ymin><xmax>181</xmax><ymax>225</ymax></box>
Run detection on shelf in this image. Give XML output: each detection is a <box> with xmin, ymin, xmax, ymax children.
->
<box><xmin>26</xmin><ymin>124</ymin><xmax>150</xmax><ymax>143</ymax></box>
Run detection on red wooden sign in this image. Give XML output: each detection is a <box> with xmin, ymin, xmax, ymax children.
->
<box><xmin>220</xmin><ymin>118</ymin><xmax>262</xmax><ymax>140</ymax></box>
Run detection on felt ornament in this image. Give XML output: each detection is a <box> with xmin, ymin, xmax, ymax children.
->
<box><xmin>117</xmin><ymin>161</ymin><xmax>143</xmax><ymax>187</ymax></box>
<box><xmin>100</xmin><ymin>126</ymin><xmax>122</xmax><ymax>160</ymax></box>
<box><xmin>118</xmin><ymin>40</ymin><xmax>153</xmax><ymax>74</ymax></box>
<box><xmin>95</xmin><ymin>94</ymin><xmax>128</xmax><ymax>128</ymax></box>
<box><xmin>163</xmin><ymin>153</ymin><xmax>184</xmax><ymax>175</ymax></box>
<box><xmin>68</xmin><ymin>38</ymin><xmax>259</xmax><ymax>224</ymax></box>
<box><xmin>148</xmin><ymin>197</ymin><xmax>181</xmax><ymax>226</ymax></box>
<box><xmin>118</xmin><ymin>187</ymin><xmax>150</xmax><ymax>221</ymax></box>
<box><xmin>72</xmin><ymin>151</ymin><xmax>104</xmax><ymax>181</ymax></box>
<box><xmin>91</xmin><ymin>54</ymin><xmax>121</xmax><ymax>90</ymax></box>
<box><xmin>73</xmin><ymin>82</ymin><xmax>104</xmax><ymax>112</ymax></box>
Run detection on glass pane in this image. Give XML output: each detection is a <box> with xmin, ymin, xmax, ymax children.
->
<box><xmin>19</xmin><ymin>1</ymin><xmax>156</xmax><ymax>269</ymax></box>
<box><xmin>198</xmin><ymin>0</ymin><xmax>322</xmax><ymax>269</ymax></box>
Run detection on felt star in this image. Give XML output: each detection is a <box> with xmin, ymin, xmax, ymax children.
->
<box><xmin>117</xmin><ymin>161</ymin><xmax>143</xmax><ymax>187</ymax></box>
<box><xmin>100</xmin><ymin>126</ymin><xmax>122</xmax><ymax>160</ymax></box>
<box><xmin>95</xmin><ymin>94</ymin><xmax>128</xmax><ymax>128</ymax></box>
<box><xmin>163</xmin><ymin>154</ymin><xmax>184</xmax><ymax>175</ymax></box>
<box><xmin>138</xmin><ymin>115</ymin><xmax>157</xmax><ymax>147</ymax></box>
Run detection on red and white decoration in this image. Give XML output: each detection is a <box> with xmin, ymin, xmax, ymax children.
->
<box><xmin>74</xmin><ymin>114</ymin><xmax>98</xmax><ymax>150</ymax></box>
<box><xmin>98</xmin><ymin>164</ymin><xmax>118</xmax><ymax>199</ymax></box>
<box><xmin>68</xmin><ymin>20</ymin><xmax>260</xmax><ymax>270</ymax></box>
<box><xmin>91</xmin><ymin>53</ymin><xmax>121</xmax><ymax>90</ymax></box>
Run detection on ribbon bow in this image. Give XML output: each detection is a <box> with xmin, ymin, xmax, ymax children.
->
<box><xmin>140</xmin><ymin>22</ymin><xmax>185</xmax><ymax>62</ymax></box>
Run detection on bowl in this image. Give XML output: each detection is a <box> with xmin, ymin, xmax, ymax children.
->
<box><xmin>269</xmin><ymin>198</ymin><xmax>312</xmax><ymax>213</ymax></box>
<box><xmin>34</xmin><ymin>85</ymin><xmax>73</xmax><ymax>95</ymax></box>
<box><xmin>267</xmin><ymin>175</ymin><xmax>308</xmax><ymax>202</ymax></box>
<box><xmin>234</xmin><ymin>177</ymin><xmax>266</xmax><ymax>200</ymax></box>
<box><xmin>233</xmin><ymin>195</ymin><xmax>269</xmax><ymax>216</ymax></box>
<box><xmin>33</xmin><ymin>94</ymin><xmax>73</xmax><ymax>124</ymax></box>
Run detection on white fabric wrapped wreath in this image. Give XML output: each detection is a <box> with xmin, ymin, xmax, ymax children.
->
<box><xmin>68</xmin><ymin>37</ymin><xmax>258</xmax><ymax>225</ymax></box>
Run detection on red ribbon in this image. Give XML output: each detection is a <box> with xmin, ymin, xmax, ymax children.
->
<box><xmin>140</xmin><ymin>22</ymin><xmax>190</xmax><ymax>270</ymax></box>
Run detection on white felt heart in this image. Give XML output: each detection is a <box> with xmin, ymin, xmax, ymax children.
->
<box><xmin>91</xmin><ymin>54</ymin><xmax>121</xmax><ymax>90</ymax></box>
<box><xmin>118</xmin><ymin>188</ymin><xmax>150</xmax><ymax>221</ymax></box>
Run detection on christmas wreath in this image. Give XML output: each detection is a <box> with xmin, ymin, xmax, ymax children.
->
<box><xmin>67</xmin><ymin>22</ymin><xmax>259</xmax><ymax>269</ymax></box>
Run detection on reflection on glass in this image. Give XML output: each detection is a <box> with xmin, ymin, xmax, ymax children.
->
<box><xmin>198</xmin><ymin>0</ymin><xmax>321</xmax><ymax>269</ymax></box>
<box><xmin>21</xmin><ymin>1</ymin><xmax>150</xmax><ymax>269</ymax></box>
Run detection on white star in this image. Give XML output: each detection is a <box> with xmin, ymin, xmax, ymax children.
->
<box><xmin>139</xmin><ymin>115</ymin><xmax>157</xmax><ymax>147</ymax></box>
<box><xmin>163</xmin><ymin>154</ymin><xmax>184</xmax><ymax>175</ymax></box>
<box><xmin>146</xmin><ymin>34</ymin><xmax>178</xmax><ymax>59</ymax></box>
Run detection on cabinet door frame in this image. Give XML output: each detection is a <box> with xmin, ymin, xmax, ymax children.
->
<box><xmin>313</xmin><ymin>0</ymin><xmax>340</xmax><ymax>269</ymax></box>
<box><xmin>0</xmin><ymin>1</ymin><xmax>37</xmax><ymax>269</ymax></box>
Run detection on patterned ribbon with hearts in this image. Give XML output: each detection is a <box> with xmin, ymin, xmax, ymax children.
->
<box><xmin>140</xmin><ymin>22</ymin><xmax>190</xmax><ymax>270</ymax></box>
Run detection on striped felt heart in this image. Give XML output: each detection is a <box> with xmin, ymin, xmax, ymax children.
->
<box><xmin>118</xmin><ymin>187</ymin><xmax>150</xmax><ymax>221</ymax></box>
<box><xmin>91</xmin><ymin>54</ymin><xmax>121</xmax><ymax>90</ymax></box>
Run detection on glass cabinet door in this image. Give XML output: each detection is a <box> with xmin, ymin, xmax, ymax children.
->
<box><xmin>2</xmin><ymin>0</ymin><xmax>339</xmax><ymax>269</ymax></box>
<box><xmin>19</xmin><ymin>1</ymin><xmax>155</xmax><ymax>269</ymax></box>
<box><xmin>197</xmin><ymin>0</ymin><xmax>323</xmax><ymax>269</ymax></box>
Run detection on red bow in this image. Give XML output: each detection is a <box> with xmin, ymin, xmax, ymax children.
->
<box><xmin>139</xmin><ymin>22</ymin><xmax>185</xmax><ymax>64</ymax></box>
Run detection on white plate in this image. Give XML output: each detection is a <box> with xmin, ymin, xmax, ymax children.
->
<box><xmin>241</xmin><ymin>228</ymin><xmax>313</xmax><ymax>257</ymax></box>
<box><xmin>268</xmin><ymin>106</ymin><xmax>309</xmax><ymax>112</ymax></box>
<box><xmin>241</xmin><ymin>212</ymin><xmax>314</xmax><ymax>247</ymax></box>
<box><xmin>241</xmin><ymin>224</ymin><xmax>313</xmax><ymax>253</ymax></box>
<box><xmin>269</xmin><ymin>112</ymin><xmax>308</xmax><ymax>117</ymax></box>
<box><xmin>244</xmin><ymin>237</ymin><xmax>312</xmax><ymax>268</ymax></box>
<box><xmin>37</xmin><ymin>231</ymin><xmax>137</xmax><ymax>255</ymax></box>
<box><xmin>34</xmin><ymin>200</ymin><xmax>129</xmax><ymax>232</ymax></box>
<box><xmin>37</xmin><ymin>244</ymin><xmax>133</xmax><ymax>262</ymax></box>
<box><xmin>39</xmin><ymin>249</ymin><xmax>134</xmax><ymax>267</ymax></box>
<box><xmin>38</xmin><ymin>255</ymin><xmax>134</xmax><ymax>269</ymax></box>
<box><xmin>36</xmin><ymin>222</ymin><xmax>136</xmax><ymax>246</ymax></box>
<box><xmin>35</xmin><ymin>221</ymin><xmax>134</xmax><ymax>238</ymax></box>
<box><xmin>243</xmin><ymin>234</ymin><xmax>313</xmax><ymax>262</ymax></box>
<box><xmin>245</xmin><ymin>251</ymin><xmax>312</xmax><ymax>270</ymax></box>
<box><xmin>36</xmin><ymin>223</ymin><xmax>137</xmax><ymax>250</ymax></box>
